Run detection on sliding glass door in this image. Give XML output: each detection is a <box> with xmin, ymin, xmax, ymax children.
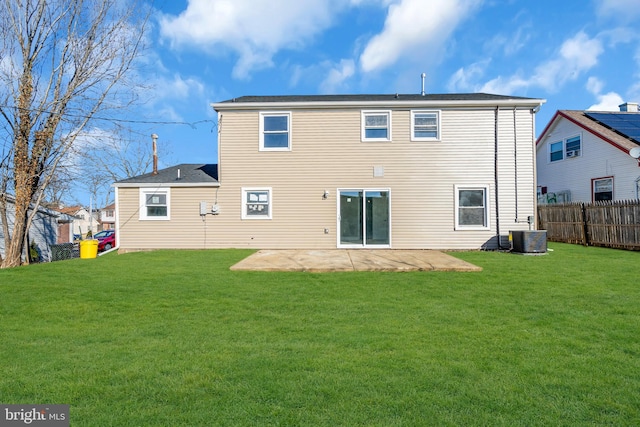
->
<box><xmin>339</xmin><ymin>189</ymin><xmax>390</xmax><ymax>247</ymax></box>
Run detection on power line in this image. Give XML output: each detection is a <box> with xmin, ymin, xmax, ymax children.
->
<box><xmin>0</xmin><ymin>102</ymin><xmax>218</xmax><ymax>130</ymax></box>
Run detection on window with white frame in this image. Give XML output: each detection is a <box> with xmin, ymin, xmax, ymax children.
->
<box><xmin>140</xmin><ymin>188</ymin><xmax>170</xmax><ymax>220</ymax></box>
<box><xmin>242</xmin><ymin>187</ymin><xmax>272</xmax><ymax>219</ymax></box>
<box><xmin>260</xmin><ymin>112</ymin><xmax>291</xmax><ymax>151</ymax></box>
<box><xmin>592</xmin><ymin>177</ymin><xmax>613</xmax><ymax>202</ymax></box>
<box><xmin>411</xmin><ymin>110</ymin><xmax>440</xmax><ymax>141</ymax></box>
<box><xmin>361</xmin><ymin>111</ymin><xmax>391</xmax><ymax>141</ymax></box>
<box><xmin>455</xmin><ymin>185</ymin><xmax>490</xmax><ymax>230</ymax></box>
<box><xmin>549</xmin><ymin>141</ymin><xmax>563</xmax><ymax>162</ymax></box>
<box><xmin>549</xmin><ymin>134</ymin><xmax>581</xmax><ymax>162</ymax></box>
<box><xmin>565</xmin><ymin>135</ymin><xmax>581</xmax><ymax>158</ymax></box>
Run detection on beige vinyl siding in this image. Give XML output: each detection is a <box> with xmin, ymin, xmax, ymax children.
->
<box><xmin>118</xmin><ymin>186</ymin><xmax>219</xmax><ymax>250</ymax></box>
<box><xmin>208</xmin><ymin>106</ymin><xmax>537</xmax><ymax>250</ymax></box>
<box><xmin>117</xmin><ymin>103</ymin><xmax>538</xmax><ymax>251</ymax></box>
<box><xmin>495</xmin><ymin>108</ymin><xmax>537</xmax><ymax>233</ymax></box>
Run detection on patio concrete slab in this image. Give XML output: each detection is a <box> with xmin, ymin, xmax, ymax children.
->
<box><xmin>230</xmin><ymin>249</ymin><xmax>482</xmax><ymax>272</ymax></box>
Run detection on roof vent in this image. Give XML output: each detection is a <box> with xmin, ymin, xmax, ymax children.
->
<box><xmin>619</xmin><ymin>102</ymin><xmax>638</xmax><ymax>112</ymax></box>
<box><xmin>421</xmin><ymin>73</ymin><xmax>426</xmax><ymax>96</ymax></box>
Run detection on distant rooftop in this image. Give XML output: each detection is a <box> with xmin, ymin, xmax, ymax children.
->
<box><xmin>114</xmin><ymin>164</ymin><xmax>219</xmax><ymax>186</ymax></box>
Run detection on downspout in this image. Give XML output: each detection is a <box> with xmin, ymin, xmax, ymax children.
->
<box><xmin>494</xmin><ymin>106</ymin><xmax>506</xmax><ymax>249</ymax></box>
<box><xmin>531</xmin><ymin>106</ymin><xmax>539</xmax><ymax>230</ymax></box>
<box><xmin>513</xmin><ymin>107</ymin><xmax>519</xmax><ymax>223</ymax></box>
<box><xmin>99</xmin><ymin>186</ymin><xmax>120</xmax><ymax>256</ymax></box>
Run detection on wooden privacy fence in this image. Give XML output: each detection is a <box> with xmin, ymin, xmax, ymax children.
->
<box><xmin>537</xmin><ymin>200</ymin><xmax>640</xmax><ymax>250</ymax></box>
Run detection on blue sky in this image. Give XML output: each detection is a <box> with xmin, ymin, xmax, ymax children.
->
<box><xmin>126</xmin><ymin>0</ymin><xmax>640</xmax><ymax>174</ymax></box>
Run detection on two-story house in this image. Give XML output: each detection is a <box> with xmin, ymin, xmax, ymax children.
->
<box><xmin>114</xmin><ymin>93</ymin><xmax>544</xmax><ymax>252</ymax></box>
<box><xmin>536</xmin><ymin>102</ymin><xmax>640</xmax><ymax>203</ymax></box>
<box><xmin>57</xmin><ymin>205</ymin><xmax>99</xmax><ymax>237</ymax></box>
<box><xmin>100</xmin><ymin>203</ymin><xmax>116</xmax><ymax>230</ymax></box>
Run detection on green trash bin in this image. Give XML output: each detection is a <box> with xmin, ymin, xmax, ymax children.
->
<box><xmin>79</xmin><ymin>239</ymin><xmax>98</xmax><ymax>259</ymax></box>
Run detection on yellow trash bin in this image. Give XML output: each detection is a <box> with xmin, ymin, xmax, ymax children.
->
<box><xmin>79</xmin><ymin>239</ymin><xmax>99</xmax><ymax>259</ymax></box>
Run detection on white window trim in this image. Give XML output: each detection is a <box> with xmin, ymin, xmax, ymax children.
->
<box><xmin>361</xmin><ymin>110</ymin><xmax>392</xmax><ymax>142</ymax></box>
<box><xmin>564</xmin><ymin>134</ymin><xmax>582</xmax><ymax>158</ymax></box>
<box><xmin>454</xmin><ymin>185</ymin><xmax>490</xmax><ymax>231</ymax></box>
<box><xmin>259</xmin><ymin>112</ymin><xmax>292</xmax><ymax>151</ymax></box>
<box><xmin>548</xmin><ymin>140</ymin><xmax>564</xmax><ymax>162</ymax></box>
<box><xmin>139</xmin><ymin>187</ymin><xmax>170</xmax><ymax>221</ymax></box>
<box><xmin>241</xmin><ymin>187</ymin><xmax>272</xmax><ymax>220</ymax></box>
<box><xmin>411</xmin><ymin>110</ymin><xmax>441</xmax><ymax>141</ymax></box>
<box><xmin>548</xmin><ymin>133</ymin><xmax>582</xmax><ymax>163</ymax></box>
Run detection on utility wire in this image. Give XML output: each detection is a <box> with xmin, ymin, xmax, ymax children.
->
<box><xmin>0</xmin><ymin>102</ymin><xmax>218</xmax><ymax>130</ymax></box>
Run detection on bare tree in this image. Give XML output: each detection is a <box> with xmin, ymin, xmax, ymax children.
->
<box><xmin>0</xmin><ymin>0</ymin><xmax>151</xmax><ymax>267</ymax></box>
<box><xmin>75</xmin><ymin>125</ymin><xmax>173</xmax><ymax>209</ymax></box>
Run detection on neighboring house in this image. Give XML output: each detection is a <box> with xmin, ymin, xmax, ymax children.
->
<box><xmin>55</xmin><ymin>211</ymin><xmax>76</xmax><ymax>243</ymax></box>
<box><xmin>0</xmin><ymin>194</ymin><xmax>68</xmax><ymax>262</ymax></box>
<box><xmin>100</xmin><ymin>203</ymin><xmax>116</xmax><ymax>230</ymax></box>
<box><xmin>58</xmin><ymin>205</ymin><xmax>99</xmax><ymax>236</ymax></box>
<box><xmin>115</xmin><ymin>93</ymin><xmax>545</xmax><ymax>251</ymax></box>
<box><xmin>536</xmin><ymin>102</ymin><xmax>640</xmax><ymax>203</ymax></box>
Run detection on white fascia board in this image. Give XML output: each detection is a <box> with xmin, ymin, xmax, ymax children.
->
<box><xmin>113</xmin><ymin>182</ymin><xmax>220</xmax><ymax>188</ymax></box>
<box><xmin>212</xmin><ymin>98</ymin><xmax>547</xmax><ymax>111</ymax></box>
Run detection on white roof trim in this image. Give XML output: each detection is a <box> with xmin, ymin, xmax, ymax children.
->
<box><xmin>213</xmin><ymin>99</ymin><xmax>546</xmax><ymax>111</ymax></box>
<box><xmin>113</xmin><ymin>182</ymin><xmax>220</xmax><ymax>188</ymax></box>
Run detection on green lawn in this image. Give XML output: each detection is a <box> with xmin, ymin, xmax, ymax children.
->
<box><xmin>1</xmin><ymin>243</ymin><xmax>639</xmax><ymax>426</ymax></box>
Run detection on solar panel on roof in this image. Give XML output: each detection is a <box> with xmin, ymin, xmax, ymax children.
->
<box><xmin>584</xmin><ymin>112</ymin><xmax>640</xmax><ymax>143</ymax></box>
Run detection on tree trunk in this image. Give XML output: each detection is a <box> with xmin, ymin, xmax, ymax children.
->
<box><xmin>2</xmin><ymin>205</ymin><xmax>28</xmax><ymax>268</ymax></box>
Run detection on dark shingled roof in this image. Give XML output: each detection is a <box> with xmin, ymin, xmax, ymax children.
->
<box><xmin>216</xmin><ymin>93</ymin><xmax>540</xmax><ymax>104</ymax></box>
<box><xmin>115</xmin><ymin>164</ymin><xmax>218</xmax><ymax>185</ymax></box>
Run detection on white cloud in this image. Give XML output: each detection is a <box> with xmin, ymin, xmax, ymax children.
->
<box><xmin>359</xmin><ymin>0</ymin><xmax>482</xmax><ymax>73</ymax></box>
<box><xmin>586</xmin><ymin>76</ymin><xmax>624</xmax><ymax>111</ymax></box>
<box><xmin>479</xmin><ymin>31</ymin><xmax>603</xmax><ymax>95</ymax></box>
<box><xmin>447</xmin><ymin>60</ymin><xmax>490</xmax><ymax>92</ymax></box>
<box><xmin>159</xmin><ymin>0</ymin><xmax>344</xmax><ymax>79</ymax></box>
<box><xmin>320</xmin><ymin>59</ymin><xmax>356</xmax><ymax>93</ymax></box>
<box><xmin>596</xmin><ymin>0</ymin><xmax>640</xmax><ymax>22</ymax></box>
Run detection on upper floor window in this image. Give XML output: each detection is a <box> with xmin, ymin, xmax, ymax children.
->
<box><xmin>362</xmin><ymin>111</ymin><xmax>391</xmax><ymax>141</ymax></box>
<box><xmin>549</xmin><ymin>134</ymin><xmax>581</xmax><ymax>162</ymax></box>
<box><xmin>549</xmin><ymin>141</ymin><xmax>563</xmax><ymax>162</ymax></box>
<box><xmin>140</xmin><ymin>188</ymin><xmax>170</xmax><ymax>220</ymax></box>
<box><xmin>260</xmin><ymin>112</ymin><xmax>291</xmax><ymax>151</ymax></box>
<box><xmin>592</xmin><ymin>177</ymin><xmax>613</xmax><ymax>202</ymax></box>
<box><xmin>565</xmin><ymin>135</ymin><xmax>581</xmax><ymax>158</ymax></box>
<box><xmin>411</xmin><ymin>110</ymin><xmax>440</xmax><ymax>141</ymax></box>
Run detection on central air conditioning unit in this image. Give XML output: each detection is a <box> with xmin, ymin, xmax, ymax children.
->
<box><xmin>510</xmin><ymin>230</ymin><xmax>547</xmax><ymax>254</ymax></box>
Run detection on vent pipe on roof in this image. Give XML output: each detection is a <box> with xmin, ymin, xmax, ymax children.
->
<box><xmin>421</xmin><ymin>73</ymin><xmax>426</xmax><ymax>96</ymax></box>
<box><xmin>619</xmin><ymin>102</ymin><xmax>639</xmax><ymax>112</ymax></box>
<box><xmin>151</xmin><ymin>133</ymin><xmax>158</xmax><ymax>175</ymax></box>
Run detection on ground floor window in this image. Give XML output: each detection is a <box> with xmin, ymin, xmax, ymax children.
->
<box><xmin>592</xmin><ymin>177</ymin><xmax>613</xmax><ymax>202</ymax></box>
<box><xmin>455</xmin><ymin>185</ymin><xmax>489</xmax><ymax>230</ymax></box>
<box><xmin>242</xmin><ymin>187</ymin><xmax>272</xmax><ymax>219</ymax></box>
<box><xmin>140</xmin><ymin>188</ymin><xmax>170</xmax><ymax>220</ymax></box>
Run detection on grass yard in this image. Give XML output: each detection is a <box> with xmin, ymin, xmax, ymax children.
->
<box><xmin>1</xmin><ymin>243</ymin><xmax>639</xmax><ymax>426</ymax></box>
